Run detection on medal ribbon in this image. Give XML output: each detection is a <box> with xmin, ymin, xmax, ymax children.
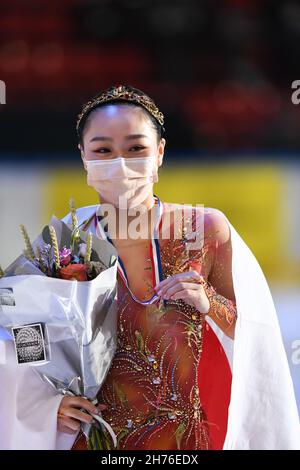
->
<box><xmin>96</xmin><ymin>195</ymin><xmax>164</xmax><ymax>305</ymax></box>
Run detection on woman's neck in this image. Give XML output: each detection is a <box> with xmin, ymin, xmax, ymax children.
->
<box><xmin>98</xmin><ymin>194</ymin><xmax>157</xmax><ymax>244</ymax></box>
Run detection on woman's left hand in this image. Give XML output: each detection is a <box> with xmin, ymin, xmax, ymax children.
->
<box><xmin>155</xmin><ymin>270</ymin><xmax>210</xmax><ymax>314</ymax></box>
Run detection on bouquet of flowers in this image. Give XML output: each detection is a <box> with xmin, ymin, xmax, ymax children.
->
<box><xmin>0</xmin><ymin>199</ymin><xmax>118</xmax><ymax>449</ymax></box>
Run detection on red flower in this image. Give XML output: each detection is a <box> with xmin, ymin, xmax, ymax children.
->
<box><xmin>58</xmin><ymin>263</ymin><xmax>88</xmax><ymax>281</ymax></box>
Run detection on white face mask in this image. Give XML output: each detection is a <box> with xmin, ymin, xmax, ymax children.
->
<box><xmin>84</xmin><ymin>156</ymin><xmax>159</xmax><ymax>208</ymax></box>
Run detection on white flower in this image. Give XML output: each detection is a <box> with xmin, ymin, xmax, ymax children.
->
<box><xmin>78</xmin><ymin>243</ymin><xmax>87</xmax><ymax>257</ymax></box>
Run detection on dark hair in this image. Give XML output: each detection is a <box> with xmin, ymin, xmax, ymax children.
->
<box><xmin>77</xmin><ymin>85</ymin><xmax>165</xmax><ymax>147</ymax></box>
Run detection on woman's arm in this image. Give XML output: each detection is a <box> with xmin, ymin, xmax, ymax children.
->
<box><xmin>154</xmin><ymin>208</ymin><xmax>237</xmax><ymax>339</ymax></box>
<box><xmin>204</xmin><ymin>209</ymin><xmax>237</xmax><ymax>339</ymax></box>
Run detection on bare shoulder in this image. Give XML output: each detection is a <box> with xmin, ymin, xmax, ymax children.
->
<box><xmin>203</xmin><ymin>207</ymin><xmax>231</xmax><ymax>245</ymax></box>
<box><xmin>162</xmin><ymin>201</ymin><xmax>231</xmax><ymax>245</ymax></box>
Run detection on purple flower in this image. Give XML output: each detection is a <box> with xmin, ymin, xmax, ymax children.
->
<box><xmin>59</xmin><ymin>246</ymin><xmax>72</xmax><ymax>266</ymax></box>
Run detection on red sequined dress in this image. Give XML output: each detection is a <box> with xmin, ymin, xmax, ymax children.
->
<box><xmin>72</xmin><ymin>202</ymin><xmax>233</xmax><ymax>450</ymax></box>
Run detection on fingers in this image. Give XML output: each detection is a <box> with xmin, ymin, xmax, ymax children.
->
<box><xmin>62</xmin><ymin>407</ymin><xmax>94</xmax><ymax>425</ymax></box>
<box><xmin>57</xmin><ymin>397</ymin><xmax>109</xmax><ymax>436</ymax></box>
<box><xmin>169</xmin><ymin>289</ymin><xmax>197</xmax><ymax>301</ymax></box>
<box><xmin>153</xmin><ymin>271</ymin><xmax>210</xmax><ymax>313</ymax></box>
<box><xmin>157</xmin><ymin>279</ymin><xmax>202</xmax><ymax>300</ymax></box>
<box><xmin>155</xmin><ymin>270</ymin><xmax>202</xmax><ymax>292</ymax></box>
<box><xmin>65</xmin><ymin>396</ymin><xmax>99</xmax><ymax>415</ymax></box>
<box><xmin>170</xmin><ymin>287</ymin><xmax>210</xmax><ymax>313</ymax></box>
<box><xmin>158</xmin><ymin>282</ymin><xmax>201</xmax><ymax>300</ymax></box>
<box><xmin>155</xmin><ymin>271</ymin><xmax>203</xmax><ymax>296</ymax></box>
<box><xmin>57</xmin><ymin>416</ymin><xmax>81</xmax><ymax>434</ymax></box>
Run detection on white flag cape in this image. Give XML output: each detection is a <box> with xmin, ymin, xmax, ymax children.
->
<box><xmin>0</xmin><ymin>204</ymin><xmax>299</xmax><ymax>450</ymax></box>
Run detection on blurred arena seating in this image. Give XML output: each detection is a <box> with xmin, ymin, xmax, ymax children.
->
<box><xmin>1</xmin><ymin>0</ymin><xmax>300</xmax><ymax>153</ymax></box>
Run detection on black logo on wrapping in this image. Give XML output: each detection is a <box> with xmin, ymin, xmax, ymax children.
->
<box><xmin>0</xmin><ymin>287</ymin><xmax>15</xmax><ymax>306</ymax></box>
<box><xmin>12</xmin><ymin>323</ymin><xmax>46</xmax><ymax>364</ymax></box>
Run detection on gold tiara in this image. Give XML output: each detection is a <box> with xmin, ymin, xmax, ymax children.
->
<box><xmin>76</xmin><ymin>84</ymin><xmax>164</xmax><ymax>132</ymax></box>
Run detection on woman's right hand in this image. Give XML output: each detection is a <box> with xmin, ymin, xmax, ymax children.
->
<box><xmin>57</xmin><ymin>396</ymin><xmax>107</xmax><ymax>434</ymax></box>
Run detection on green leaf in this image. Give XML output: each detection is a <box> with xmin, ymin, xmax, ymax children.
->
<box><xmin>174</xmin><ymin>422</ymin><xmax>186</xmax><ymax>450</ymax></box>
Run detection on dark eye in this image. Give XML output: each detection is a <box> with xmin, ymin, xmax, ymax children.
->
<box><xmin>94</xmin><ymin>148</ymin><xmax>110</xmax><ymax>154</ymax></box>
<box><xmin>129</xmin><ymin>145</ymin><xmax>146</xmax><ymax>151</ymax></box>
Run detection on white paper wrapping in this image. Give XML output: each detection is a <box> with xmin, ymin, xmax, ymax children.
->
<box><xmin>222</xmin><ymin>218</ymin><xmax>300</xmax><ymax>449</ymax></box>
<box><xmin>0</xmin><ymin>338</ymin><xmax>76</xmax><ymax>450</ymax></box>
<box><xmin>0</xmin><ymin>213</ymin><xmax>118</xmax><ymax>450</ymax></box>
